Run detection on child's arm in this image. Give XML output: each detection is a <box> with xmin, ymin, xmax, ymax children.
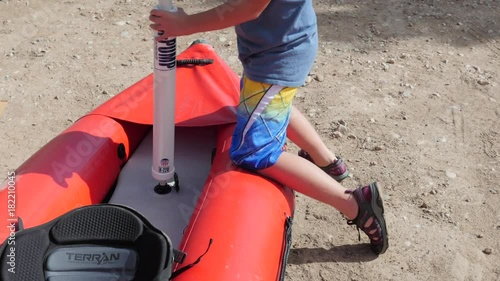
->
<box><xmin>150</xmin><ymin>0</ymin><xmax>271</xmax><ymax>40</ymax></box>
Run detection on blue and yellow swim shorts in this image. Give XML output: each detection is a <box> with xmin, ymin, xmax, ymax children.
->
<box><xmin>229</xmin><ymin>76</ymin><xmax>297</xmax><ymax>170</ymax></box>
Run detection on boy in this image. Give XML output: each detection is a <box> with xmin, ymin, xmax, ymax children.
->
<box><xmin>150</xmin><ymin>0</ymin><xmax>388</xmax><ymax>255</ymax></box>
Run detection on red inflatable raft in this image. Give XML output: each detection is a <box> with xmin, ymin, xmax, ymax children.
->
<box><xmin>0</xmin><ymin>42</ymin><xmax>295</xmax><ymax>280</ymax></box>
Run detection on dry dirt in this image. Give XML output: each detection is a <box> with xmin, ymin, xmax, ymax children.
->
<box><xmin>1</xmin><ymin>0</ymin><xmax>499</xmax><ymax>280</ymax></box>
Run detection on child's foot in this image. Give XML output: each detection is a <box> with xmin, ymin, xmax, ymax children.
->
<box><xmin>298</xmin><ymin>149</ymin><xmax>349</xmax><ymax>182</ymax></box>
<box><xmin>345</xmin><ymin>182</ymin><xmax>389</xmax><ymax>255</ymax></box>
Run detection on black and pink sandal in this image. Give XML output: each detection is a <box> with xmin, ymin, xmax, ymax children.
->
<box><xmin>345</xmin><ymin>182</ymin><xmax>389</xmax><ymax>255</ymax></box>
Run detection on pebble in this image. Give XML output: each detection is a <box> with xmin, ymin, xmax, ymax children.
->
<box><xmin>314</xmin><ymin>74</ymin><xmax>325</xmax><ymax>82</ymax></box>
<box><xmin>338</xmin><ymin>119</ymin><xmax>347</xmax><ymax>126</ymax></box>
<box><xmin>489</xmin><ymin>189</ymin><xmax>498</xmax><ymax>194</ymax></box>
<box><xmin>114</xmin><ymin>21</ymin><xmax>127</xmax><ymax>26</ymax></box>
<box><xmin>477</xmin><ymin>79</ymin><xmax>489</xmax><ymax>86</ymax></box>
<box><xmin>373</xmin><ymin>145</ymin><xmax>384</xmax><ymax>151</ymax></box>
<box><xmin>347</xmin><ymin>134</ymin><xmax>357</xmax><ymax>140</ymax></box>
<box><xmin>404</xmin><ymin>241</ymin><xmax>412</xmax><ymax>247</ymax></box>
<box><xmin>386</xmin><ymin>58</ymin><xmax>395</xmax><ymax>64</ymax></box>
<box><xmin>419</xmin><ymin>202</ymin><xmax>428</xmax><ymax>209</ymax></box>
<box><xmin>332</xmin><ymin>131</ymin><xmax>343</xmax><ymax>138</ymax></box>
<box><xmin>430</xmin><ymin>189</ymin><xmax>438</xmax><ymax>195</ymax></box>
<box><xmin>338</xmin><ymin>124</ymin><xmax>348</xmax><ymax>134</ymax></box>
<box><xmin>218</xmin><ymin>36</ymin><xmax>227</xmax><ymax>42</ymax></box>
<box><xmin>445</xmin><ymin>170</ymin><xmax>457</xmax><ymax>179</ymax></box>
<box><xmin>482</xmin><ymin>248</ymin><xmax>492</xmax><ymax>255</ymax></box>
<box><xmin>476</xmin><ymin>234</ymin><xmax>483</xmax><ymax>238</ymax></box>
<box><xmin>400</xmin><ymin>90</ymin><xmax>412</xmax><ymax>97</ymax></box>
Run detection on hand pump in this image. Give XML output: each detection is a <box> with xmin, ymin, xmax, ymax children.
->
<box><xmin>152</xmin><ymin>0</ymin><xmax>178</xmax><ymax>192</ymax></box>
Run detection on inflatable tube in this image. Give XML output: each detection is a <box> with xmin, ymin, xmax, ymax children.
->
<box><xmin>176</xmin><ymin>124</ymin><xmax>295</xmax><ymax>281</ymax></box>
<box><xmin>0</xmin><ymin>116</ymin><xmax>149</xmax><ymax>237</ymax></box>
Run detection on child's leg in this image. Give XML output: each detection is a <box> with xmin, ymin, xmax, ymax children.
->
<box><xmin>258</xmin><ymin>152</ymin><xmax>358</xmax><ymax>219</ymax></box>
<box><xmin>287</xmin><ymin>106</ymin><xmax>349</xmax><ymax>182</ymax></box>
<box><xmin>286</xmin><ymin>105</ymin><xmax>337</xmax><ymax>167</ymax></box>
<box><xmin>258</xmin><ymin>159</ymin><xmax>388</xmax><ymax>254</ymax></box>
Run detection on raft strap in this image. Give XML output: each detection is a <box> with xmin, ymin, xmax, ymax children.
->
<box><xmin>170</xmin><ymin>238</ymin><xmax>213</xmax><ymax>279</ymax></box>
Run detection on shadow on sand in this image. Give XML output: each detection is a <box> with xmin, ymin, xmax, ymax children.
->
<box><xmin>288</xmin><ymin>243</ymin><xmax>378</xmax><ymax>264</ymax></box>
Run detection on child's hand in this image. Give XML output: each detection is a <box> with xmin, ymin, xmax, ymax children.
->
<box><xmin>149</xmin><ymin>8</ymin><xmax>190</xmax><ymax>40</ymax></box>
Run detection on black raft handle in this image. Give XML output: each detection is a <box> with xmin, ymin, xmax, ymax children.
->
<box><xmin>176</xmin><ymin>59</ymin><xmax>214</xmax><ymax>67</ymax></box>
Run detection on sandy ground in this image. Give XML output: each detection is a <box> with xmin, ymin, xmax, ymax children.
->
<box><xmin>1</xmin><ymin>0</ymin><xmax>499</xmax><ymax>280</ymax></box>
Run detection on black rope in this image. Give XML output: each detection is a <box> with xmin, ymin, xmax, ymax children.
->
<box><xmin>170</xmin><ymin>238</ymin><xmax>213</xmax><ymax>279</ymax></box>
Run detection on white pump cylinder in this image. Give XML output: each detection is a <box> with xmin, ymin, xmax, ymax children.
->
<box><xmin>152</xmin><ymin>0</ymin><xmax>177</xmax><ymax>185</ymax></box>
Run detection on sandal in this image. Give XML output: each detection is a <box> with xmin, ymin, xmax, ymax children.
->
<box><xmin>298</xmin><ymin>149</ymin><xmax>349</xmax><ymax>182</ymax></box>
<box><xmin>345</xmin><ymin>182</ymin><xmax>389</xmax><ymax>255</ymax></box>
